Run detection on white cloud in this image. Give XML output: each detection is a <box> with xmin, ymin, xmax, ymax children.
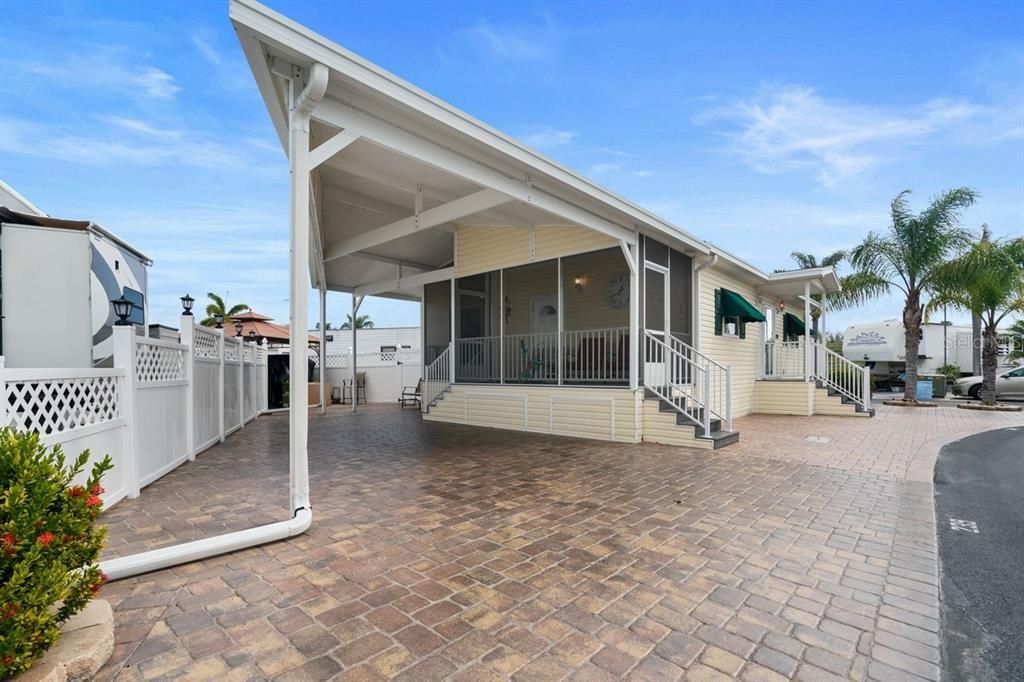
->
<box><xmin>10</xmin><ymin>50</ymin><xmax>180</xmax><ymax>100</ymax></box>
<box><xmin>696</xmin><ymin>84</ymin><xmax>985</xmax><ymax>187</ymax></box>
<box><xmin>588</xmin><ymin>162</ymin><xmax>623</xmax><ymax>176</ymax></box>
<box><xmin>1</xmin><ymin>117</ymin><xmax>279</xmax><ymax>174</ymax></box>
<box><xmin>189</xmin><ymin>29</ymin><xmax>252</xmax><ymax>91</ymax></box>
<box><xmin>520</xmin><ymin>127</ymin><xmax>578</xmax><ymax>148</ymax></box>
<box><xmin>191</xmin><ymin>33</ymin><xmax>223</xmax><ymax>66</ymax></box>
<box><xmin>461</xmin><ymin>15</ymin><xmax>559</xmax><ymax>60</ymax></box>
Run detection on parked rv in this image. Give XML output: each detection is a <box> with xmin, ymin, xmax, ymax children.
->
<box><xmin>0</xmin><ymin>183</ymin><xmax>151</xmax><ymax>368</ymax></box>
<box><xmin>842</xmin><ymin>319</ymin><xmax>1015</xmax><ymax>390</ymax></box>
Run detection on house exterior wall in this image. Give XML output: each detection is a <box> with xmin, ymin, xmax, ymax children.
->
<box><xmin>454</xmin><ymin>224</ymin><xmax>616</xmax><ymax>276</ymax></box>
<box><xmin>424</xmin><ymin>384</ymin><xmax>642</xmax><ymax>443</ymax></box>
<box><xmin>697</xmin><ymin>265</ymin><xmax>765</xmax><ymax>418</ymax></box>
<box><xmin>561</xmin><ymin>248</ymin><xmax>630</xmax><ymax>331</ymax></box>
<box><xmin>754</xmin><ymin>380</ymin><xmax>813</xmax><ymax>415</ymax></box>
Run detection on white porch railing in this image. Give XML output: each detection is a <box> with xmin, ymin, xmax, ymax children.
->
<box><xmin>763</xmin><ymin>340</ymin><xmax>804</xmax><ymax>378</ymax></box>
<box><xmin>453</xmin><ymin>327</ymin><xmax>630</xmax><ymax>385</ymax></box>
<box><xmin>813</xmin><ymin>343</ymin><xmax>871</xmax><ymax>412</ymax></box>
<box><xmin>644</xmin><ymin>331</ymin><xmax>732</xmax><ymax>434</ymax></box>
<box><xmin>422</xmin><ymin>342</ymin><xmax>452</xmax><ymax>411</ymax></box>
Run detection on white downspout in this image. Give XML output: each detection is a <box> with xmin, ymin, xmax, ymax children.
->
<box><xmin>102</xmin><ymin>62</ymin><xmax>328</xmax><ymax>582</ymax></box>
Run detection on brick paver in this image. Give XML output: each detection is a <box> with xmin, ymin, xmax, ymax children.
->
<box><xmin>96</xmin><ymin>403</ymin><xmax>1020</xmax><ymax>680</ymax></box>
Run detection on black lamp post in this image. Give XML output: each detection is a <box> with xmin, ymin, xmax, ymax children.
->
<box><xmin>213</xmin><ymin>313</ymin><xmax>224</xmax><ymax>329</ymax></box>
<box><xmin>235</xmin><ymin>321</ymin><xmax>244</xmax><ymax>337</ymax></box>
<box><xmin>112</xmin><ymin>296</ymin><xmax>133</xmax><ymax>326</ymax></box>
<box><xmin>180</xmin><ymin>294</ymin><xmax>195</xmax><ymax>316</ymax></box>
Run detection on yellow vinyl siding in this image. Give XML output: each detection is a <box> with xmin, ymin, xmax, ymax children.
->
<box><xmin>698</xmin><ymin>268</ymin><xmax>765</xmax><ymax>417</ymax></box>
<box><xmin>754</xmin><ymin>381</ymin><xmax>813</xmax><ymax>415</ymax></box>
<box><xmin>641</xmin><ymin>401</ymin><xmax>713</xmax><ymax>449</ymax></box>
<box><xmin>454</xmin><ymin>224</ymin><xmax>617</xmax><ymax>276</ymax></box>
<box><xmin>425</xmin><ymin>385</ymin><xmax>642</xmax><ymax>443</ymax></box>
<box><xmin>534</xmin><ymin>225</ymin><xmax>617</xmax><ymax>261</ymax></box>
<box><xmin>455</xmin><ymin>226</ymin><xmax>531</xmax><ymax>275</ymax></box>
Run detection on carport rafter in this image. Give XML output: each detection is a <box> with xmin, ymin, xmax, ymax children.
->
<box><xmin>312</xmin><ymin>98</ymin><xmax>637</xmax><ymax>246</ymax></box>
<box><xmin>354</xmin><ymin>265</ymin><xmax>455</xmax><ymax>298</ymax></box>
<box><xmin>323</xmin><ymin>187</ymin><xmax>510</xmax><ymax>262</ymax></box>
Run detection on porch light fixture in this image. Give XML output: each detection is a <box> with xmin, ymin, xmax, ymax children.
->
<box><xmin>111</xmin><ymin>296</ymin><xmax>133</xmax><ymax>326</ymax></box>
<box><xmin>777</xmin><ymin>301</ymin><xmax>786</xmax><ymax>313</ymax></box>
<box><xmin>248</xmin><ymin>330</ymin><xmax>257</xmax><ymax>342</ymax></box>
<box><xmin>213</xmin><ymin>312</ymin><xmax>224</xmax><ymax>328</ymax></box>
<box><xmin>573</xmin><ymin>275</ymin><xmax>585</xmax><ymax>291</ymax></box>
<box><xmin>235</xmin><ymin>321</ymin><xmax>244</xmax><ymax>337</ymax></box>
<box><xmin>180</xmin><ymin>294</ymin><xmax>195</xmax><ymax>316</ymax></box>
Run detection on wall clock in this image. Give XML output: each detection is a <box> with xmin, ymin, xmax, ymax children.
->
<box><xmin>605</xmin><ymin>273</ymin><xmax>630</xmax><ymax>309</ymax></box>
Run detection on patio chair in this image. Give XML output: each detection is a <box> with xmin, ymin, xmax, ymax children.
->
<box><xmin>342</xmin><ymin>371</ymin><xmax>366</xmax><ymax>405</ymax></box>
<box><xmin>400</xmin><ymin>378</ymin><xmax>422</xmax><ymax>409</ymax></box>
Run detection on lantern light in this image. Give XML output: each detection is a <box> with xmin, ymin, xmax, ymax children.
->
<box><xmin>180</xmin><ymin>294</ymin><xmax>195</xmax><ymax>316</ymax></box>
<box><xmin>112</xmin><ymin>296</ymin><xmax>133</xmax><ymax>326</ymax></box>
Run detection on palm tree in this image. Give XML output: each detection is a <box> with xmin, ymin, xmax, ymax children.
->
<box><xmin>785</xmin><ymin>250</ymin><xmax>888</xmax><ymax>334</ymax></box>
<box><xmin>200</xmin><ymin>292</ymin><xmax>249</xmax><ymax>327</ymax></box>
<box><xmin>1007</xmin><ymin>319</ymin><xmax>1024</xmax><ymax>363</ymax></box>
<box><xmin>340</xmin><ymin>314</ymin><xmax>374</xmax><ymax>330</ymax></box>
<box><xmin>927</xmin><ymin>227</ymin><xmax>1024</xmax><ymax>404</ymax></box>
<box><xmin>850</xmin><ymin>188</ymin><xmax>977</xmax><ymax>402</ymax></box>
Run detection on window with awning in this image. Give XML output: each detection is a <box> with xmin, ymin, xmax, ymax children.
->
<box><xmin>783</xmin><ymin>312</ymin><xmax>815</xmax><ymax>339</ymax></box>
<box><xmin>714</xmin><ymin>288</ymin><xmax>766</xmax><ymax>338</ymax></box>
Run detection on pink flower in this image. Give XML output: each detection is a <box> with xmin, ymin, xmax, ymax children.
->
<box><xmin>1</xmin><ymin>533</ymin><xmax>14</xmax><ymax>548</ymax></box>
<box><xmin>90</xmin><ymin>483</ymin><xmax>105</xmax><ymax>495</ymax></box>
<box><xmin>36</xmin><ymin>532</ymin><xmax>54</xmax><ymax>547</ymax></box>
<box><xmin>86</xmin><ymin>495</ymin><xmax>102</xmax><ymax>508</ymax></box>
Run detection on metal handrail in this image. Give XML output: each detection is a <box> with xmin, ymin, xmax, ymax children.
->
<box><xmin>812</xmin><ymin>342</ymin><xmax>870</xmax><ymax>411</ymax></box>
<box><xmin>422</xmin><ymin>342</ymin><xmax>452</xmax><ymax>411</ymax></box>
<box><xmin>644</xmin><ymin>331</ymin><xmax>732</xmax><ymax>434</ymax></box>
<box><xmin>664</xmin><ymin>333</ymin><xmax>732</xmax><ymax>431</ymax></box>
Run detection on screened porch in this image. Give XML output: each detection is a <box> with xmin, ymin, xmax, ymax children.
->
<box><xmin>423</xmin><ymin>239</ymin><xmax>694</xmax><ymax>387</ymax></box>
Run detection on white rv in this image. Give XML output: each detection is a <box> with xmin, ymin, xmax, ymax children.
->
<box><xmin>843</xmin><ymin>319</ymin><xmax>1014</xmax><ymax>386</ymax></box>
<box><xmin>0</xmin><ymin>185</ymin><xmax>151</xmax><ymax>368</ymax></box>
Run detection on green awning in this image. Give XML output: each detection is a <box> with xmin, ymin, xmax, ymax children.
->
<box><xmin>721</xmin><ymin>289</ymin><xmax>766</xmax><ymax>323</ymax></box>
<box><xmin>784</xmin><ymin>312</ymin><xmax>807</xmax><ymax>337</ymax></box>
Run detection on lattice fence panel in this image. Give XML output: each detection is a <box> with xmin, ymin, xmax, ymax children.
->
<box><xmin>135</xmin><ymin>342</ymin><xmax>186</xmax><ymax>383</ymax></box>
<box><xmin>4</xmin><ymin>376</ymin><xmax>120</xmax><ymax>435</ymax></box>
<box><xmin>193</xmin><ymin>327</ymin><xmax>220</xmax><ymax>360</ymax></box>
<box><xmin>224</xmin><ymin>340</ymin><xmax>241</xmax><ymax>363</ymax></box>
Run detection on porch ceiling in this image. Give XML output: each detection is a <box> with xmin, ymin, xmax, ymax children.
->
<box><xmin>760</xmin><ymin>268</ymin><xmax>841</xmax><ymax>298</ymax></box>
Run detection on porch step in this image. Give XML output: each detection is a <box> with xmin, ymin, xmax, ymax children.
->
<box><xmin>642</xmin><ymin>394</ymin><xmax>738</xmax><ymax>449</ymax></box>
<box><xmin>812</xmin><ymin>386</ymin><xmax>873</xmax><ymax>418</ymax></box>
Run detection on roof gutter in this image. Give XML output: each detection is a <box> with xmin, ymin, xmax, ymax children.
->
<box><xmin>694</xmin><ymin>252</ymin><xmax>719</xmax><ymax>274</ymax></box>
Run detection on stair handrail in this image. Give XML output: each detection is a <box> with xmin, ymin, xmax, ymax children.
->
<box><xmin>644</xmin><ymin>331</ymin><xmax>711</xmax><ymax>433</ymax></box>
<box><xmin>422</xmin><ymin>342</ymin><xmax>453</xmax><ymax>412</ymax></box>
<box><xmin>812</xmin><ymin>342</ymin><xmax>870</xmax><ymax>412</ymax></box>
<box><xmin>667</xmin><ymin>334</ymin><xmax>732</xmax><ymax>431</ymax></box>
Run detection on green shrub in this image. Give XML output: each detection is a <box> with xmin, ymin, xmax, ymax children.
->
<box><xmin>937</xmin><ymin>363</ymin><xmax>962</xmax><ymax>384</ymax></box>
<box><xmin>0</xmin><ymin>429</ymin><xmax>112</xmax><ymax>677</ymax></box>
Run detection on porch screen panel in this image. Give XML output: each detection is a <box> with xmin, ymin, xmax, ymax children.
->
<box><xmin>423</xmin><ymin>280</ymin><xmax>451</xmax><ymax>365</ymax></box>
<box><xmin>456</xmin><ymin>272</ymin><xmax>500</xmax><ymax>382</ymax></box>
<box><xmin>562</xmin><ymin>248</ymin><xmax>629</xmax><ymax>385</ymax></box>
<box><xmin>669</xmin><ymin>249</ymin><xmax>693</xmax><ymax>346</ymax></box>
<box><xmin>503</xmin><ymin>260</ymin><xmax>557</xmax><ymax>383</ymax></box>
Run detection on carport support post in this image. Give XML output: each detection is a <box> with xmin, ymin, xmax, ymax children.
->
<box><xmin>804</xmin><ymin>281</ymin><xmax>812</xmax><ymax>382</ymax></box>
<box><xmin>319</xmin><ymin>285</ymin><xmax>326</xmax><ymax>415</ymax></box>
<box><xmin>351</xmin><ymin>294</ymin><xmax>363</xmax><ymax>413</ymax></box>
<box><xmin>628</xmin><ymin>242</ymin><xmax>639</xmax><ymax>391</ymax></box>
<box><xmin>217</xmin><ymin>329</ymin><xmax>225</xmax><ymax>442</ymax></box>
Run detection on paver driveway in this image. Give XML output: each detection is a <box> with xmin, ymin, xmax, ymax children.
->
<box><xmin>96</xmin><ymin>403</ymin><xmax>1021</xmax><ymax>681</ymax></box>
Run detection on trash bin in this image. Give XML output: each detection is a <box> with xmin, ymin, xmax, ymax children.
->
<box><xmin>916</xmin><ymin>379</ymin><xmax>934</xmax><ymax>401</ymax></box>
<box><xmin>920</xmin><ymin>373</ymin><xmax>946</xmax><ymax>398</ymax></box>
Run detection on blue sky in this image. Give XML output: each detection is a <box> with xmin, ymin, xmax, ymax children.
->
<box><xmin>2</xmin><ymin>0</ymin><xmax>1021</xmax><ymax>333</ymax></box>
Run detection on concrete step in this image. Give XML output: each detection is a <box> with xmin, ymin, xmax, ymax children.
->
<box><xmin>643</xmin><ymin>393</ymin><xmax>737</xmax><ymax>448</ymax></box>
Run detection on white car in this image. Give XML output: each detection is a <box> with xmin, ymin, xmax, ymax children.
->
<box><xmin>951</xmin><ymin>366</ymin><xmax>1024</xmax><ymax>400</ymax></box>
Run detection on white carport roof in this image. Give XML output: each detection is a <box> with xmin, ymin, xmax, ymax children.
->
<box><xmin>229</xmin><ymin>0</ymin><xmax>721</xmax><ymax>302</ymax></box>
<box><xmin>230</xmin><ymin>0</ymin><xmax>841</xmax><ymax>302</ymax></box>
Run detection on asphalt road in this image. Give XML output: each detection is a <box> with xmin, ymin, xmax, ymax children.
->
<box><xmin>934</xmin><ymin>426</ymin><xmax>1024</xmax><ymax>682</ymax></box>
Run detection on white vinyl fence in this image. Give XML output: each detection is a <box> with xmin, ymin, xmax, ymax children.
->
<box><xmin>1</xmin><ymin>317</ymin><xmax>269</xmax><ymax>509</ymax></box>
<box><xmin>319</xmin><ymin>350</ymin><xmax>420</xmax><ymax>403</ymax></box>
